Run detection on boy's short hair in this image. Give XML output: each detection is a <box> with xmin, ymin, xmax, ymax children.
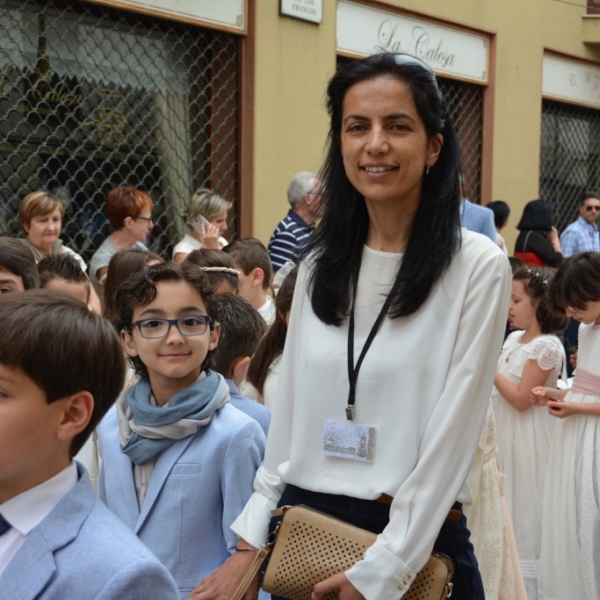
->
<box><xmin>115</xmin><ymin>262</ymin><xmax>218</xmax><ymax>377</ymax></box>
<box><xmin>224</xmin><ymin>238</ymin><xmax>272</xmax><ymax>291</ymax></box>
<box><xmin>184</xmin><ymin>248</ymin><xmax>239</xmax><ymax>293</ymax></box>
<box><xmin>38</xmin><ymin>254</ymin><xmax>90</xmax><ymax>304</ymax></box>
<box><xmin>0</xmin><ymin>237</ymin><xmax>39</xmax><ymax>289</ymax></box>
<box><xmin>38</xmin><ymin>253</ymin><xmax>88</xmax><ymax>287</ymax></box>
<box><xmin>548</xmin><ymin>251</ymin><xmax>600</xmax><ymax>314</ymax></box>
<box><xmin>0</xmin><ymin>289</ymin><xmax>125</xmax><ymax>455</ymax></box>
<box><xmin>211</xmin><ymin>293</ymin><xmax>267</xmax><ymax>377</ymax></box>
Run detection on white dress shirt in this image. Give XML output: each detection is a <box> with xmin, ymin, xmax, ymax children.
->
<box><xmin>0</xmin><ymin>462</ymin><xmax>77</xmax><ymax>576</ymax></box>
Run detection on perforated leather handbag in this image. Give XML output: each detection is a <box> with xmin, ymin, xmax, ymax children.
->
<box><xmin>230</xmin><ymin>504</ymin><xmax>454</xmax><ymax>600</ymax></box>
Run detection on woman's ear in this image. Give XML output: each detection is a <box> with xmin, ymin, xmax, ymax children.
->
<box><xmin>427</xmin><ymin>133</ymin><xmax>444</xmax><ymax>168</ymax></box>
<box><xmin>121</xmin><ymin>329</ymin><xmax>139</xmax><ymax>357</ymax></box>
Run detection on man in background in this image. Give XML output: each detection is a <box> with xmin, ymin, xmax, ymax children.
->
<box><xmin>560</xmin><ymin>191</ymin><xmax>600</xmax><ymax>257</ymax></box>
<box><xmin>268</xmin><ymin>172</ymin><xmax>323</xmax><ymax>273</ymax></box>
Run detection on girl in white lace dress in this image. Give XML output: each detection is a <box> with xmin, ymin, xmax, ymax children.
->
<box><xmin>492</xmin><ymin>267</ymin><xmax>568</xmax><ymax>600</ymax></box>
<box><xmin>531</xmin><ymin>252</ymin><xmax>600</xmax><ymax>600</ymax></box>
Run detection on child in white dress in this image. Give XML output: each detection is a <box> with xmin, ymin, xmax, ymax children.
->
<box><xmin>492</xmin><ymin>267</ymin><xmax>568</xmax><ymax>600</ymax></box>
<box><xmin>531</xmin><ymin>252</ymin><xmax>600</xmax><ymax>600</ymax></box>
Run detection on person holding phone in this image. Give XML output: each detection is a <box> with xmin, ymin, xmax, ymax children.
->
<box><xmin>173</xmin><ymin>189</ymin><xmax>232</xmax><ymax>263</ymax></box>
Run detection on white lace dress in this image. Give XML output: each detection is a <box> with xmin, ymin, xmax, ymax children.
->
<box><xmin>464</xmin><ymin>401</ymin><xmax>527</xmax><ymax>600</ymax></box>
<box><xmin>492</xmin><ymin>331</ymin><xmax>565</xmax><ymax>600</ymax></box>
<box><xmin>538</xmin><ymin>323</ymin><xmax>600</xmax><ymax>600</ymax></box>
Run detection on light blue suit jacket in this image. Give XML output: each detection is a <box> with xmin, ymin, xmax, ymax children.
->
<box><xmin>0</xmin><ymin>464</ymin><xmax>179</xmax><ymax>600</ymax></box>
<box><xmin>226</xmin><ymin>379</ymin><xmax>271</xmax><ymax>437</ymax></box>
<box><xmin>97</xmin><ymin>403</ymin><xmax>266</xmax><ymax>599</ymax></box>
<box><xmin>460</xmin><ymin>199</ymin><xmax>497</xmax><ymax>243</ymax></box>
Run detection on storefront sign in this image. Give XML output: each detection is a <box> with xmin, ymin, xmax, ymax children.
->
<box><xmin>336</xmin><ymin>1</ymin><xmax>488</xmax><ymax>83</ymax></box>
<box><xmin>87</xmin><ymin>0</ymin><xmax>246</xmax><ymax>33</ymax></box>
<box><xmin>280</xmin><ymin>0</ymin><xmax>323</xmax><ymax>24</ymax></box>
<box><xmin>542</xmin><ymin>54</ymin><xmax>600</xmax><ymax>109</ymax></box>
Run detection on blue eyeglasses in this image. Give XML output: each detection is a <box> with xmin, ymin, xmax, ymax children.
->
<box><xmin>128</xmin><ymin>315</ymin><xmax>214</xmax><ymax>339</ymax></box>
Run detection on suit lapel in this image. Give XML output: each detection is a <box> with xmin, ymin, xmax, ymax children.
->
<box><xmin>112</xmin><ymin>444</ymin><xmax>142</xmax><ymax>528</ymax></box>
<box><xmin>134</xmin><ymin>433</ymin><xmax>196</xmax><ymax>534</ymax></box>
<box><xmin>0</xmin><ymin>466</ymin><xmax>93</xmax><ymax>599</ymax></box>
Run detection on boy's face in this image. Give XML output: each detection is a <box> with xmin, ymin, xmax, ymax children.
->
<box><xmin>0</xmin><ymin>267</ymin><xmax>25</xmax><ymax>294</ymax></box>
<box><xmin>0</xmin><ymin>363</ymin><xmax>70</xmax><ymax>502</ymax></box>
<box><xmin>122</xmin><ymin>280</ymin><xmax>220</xmax><ymax>398</ymax></box>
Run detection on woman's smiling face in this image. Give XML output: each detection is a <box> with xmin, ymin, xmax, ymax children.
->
<box><xmin>340</xmin><ymin>75</ymin><xmax>442</xmax><ymax>211</ymax></box>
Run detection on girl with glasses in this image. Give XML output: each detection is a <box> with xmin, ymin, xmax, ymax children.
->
<box><xmin>96</xmin><ymin>261</ymin><xmax>267</xmax><ymax>598</ymax></box>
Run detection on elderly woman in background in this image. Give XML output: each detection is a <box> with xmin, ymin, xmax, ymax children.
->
<box><xmin>18</xmin><ymin>190</ymin><xmax>86</xmax><ymax>271</ymax></box>
<box><xmin>89</xmin><ymin>186</ymin><xmax>154</xmax><ymax>294</ymax></box>
<box><xmin>173</xmin><ymin>188</ymin><xmax>232</xmax><ymax>262</ymax></box>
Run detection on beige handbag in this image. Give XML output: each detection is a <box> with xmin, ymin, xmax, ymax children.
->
<box><xmin>231</xmin><ymin>505</ymin><xmax>454</xmax><ymax>600</ymax></box>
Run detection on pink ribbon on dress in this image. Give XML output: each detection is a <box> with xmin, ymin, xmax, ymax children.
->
<box><xmin>571</xmin><ymin>369</ymin><xmax>600</xmax><ymax>396</ymax></box>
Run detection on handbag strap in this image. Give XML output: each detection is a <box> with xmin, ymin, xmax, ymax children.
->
<box><xmin>523</xmin><ymin>230</ymin><xmax>533</xmax><ymax>253</ymax></box>
<box><xmin>229</xmin><ymin>545</ymin><xmax>271</xmax><ymax>600</ymax></box>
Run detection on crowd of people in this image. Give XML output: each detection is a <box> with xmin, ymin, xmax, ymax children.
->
<box><xmin>0</xmin><ymin>52</ymin><xmax>598</xmax><ymax>600</ymax></box>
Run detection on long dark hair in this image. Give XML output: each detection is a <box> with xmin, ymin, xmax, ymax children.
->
<box><xmin>309</xmin><ymin>53</ymin><xmax>461</xmax><ymax>325</ymax></box>
<box><xmin>516</xmin><ymin>199</ymin><xmax>555</xmax><ymax>232</ymax></box>
<box><xmin>247</xmin><ymin>266</ymin><xmax>298</xmax><ymax>397</ymax></box>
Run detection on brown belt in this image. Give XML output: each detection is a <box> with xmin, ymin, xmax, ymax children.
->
<box><xmin>375</xmin><ymin>494</ymin><xmax>462</xmax><ymax>521</ymax></box>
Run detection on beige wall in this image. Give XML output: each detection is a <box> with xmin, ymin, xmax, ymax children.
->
<box><xmin>252</xmin><ymin>0</ymin><xmax>337</xmax><ymax>245</ymax></box>
<box><xmin>251</xmin><ymin>0</ymin><xmax>600</xmax><ymax>251</ymax></box>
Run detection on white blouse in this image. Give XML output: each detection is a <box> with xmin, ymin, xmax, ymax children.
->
<box><xmin>232</xmin><ymin>230</ymin><xmax>511</xmax><ymax>599</ymax></box>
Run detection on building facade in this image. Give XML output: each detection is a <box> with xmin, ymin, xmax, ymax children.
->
<box><xmin>0</xmin><ymin>0</ymin><xmax>598</xmax><ymax>256</ymax></box>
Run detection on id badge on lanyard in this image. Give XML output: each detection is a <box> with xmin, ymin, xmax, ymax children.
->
<box><xmin>320</xmin><ymin>280</ymin><xmax>392</xmax><ymax>463</ymax></box>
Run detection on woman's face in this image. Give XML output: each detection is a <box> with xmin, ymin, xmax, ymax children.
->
<box><xmin>26</xmin><ymin>207</ymin><xmax>62</xmax><ymax>253</ymax></box>
<box><xmin>340</xmin><ymin>75</ymin><xmax>442</xmax><ymax>211</ymax></box>
<box><xmin>210</xmin><ymin>211</ymin><xmax>229</xmax><ymax>234</ymax></box>
<box><xmin>128</xmin><ymin>209</ymin><xmax>153</xmax><ymax>243</ymax></box>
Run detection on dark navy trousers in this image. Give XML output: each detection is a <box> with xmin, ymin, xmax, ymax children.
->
<box><xmin>268</xmin><ymin>484</ymin><xmax>484</xmax><ymax>600</ymax></box>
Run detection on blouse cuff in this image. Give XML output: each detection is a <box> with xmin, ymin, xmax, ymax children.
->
<box><xmin>230</xmin><ymin>491</ymin><xmax>277</xmax><ymax>550</ymax></box>
<box><xmin>345</xmin><ymin>540</ymin><xmax>417</xmax><ymax>600</ymax></box>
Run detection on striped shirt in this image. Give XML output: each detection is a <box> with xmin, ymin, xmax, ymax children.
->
<box><xmin>560</xmin><ymin>217</ymin><xmax>600</xmax><ymax>257</ymax></box>
<box><xmin>268</xmin><ymin>210</ymin><xmax>314</xmax><ymax>271</ymax></box>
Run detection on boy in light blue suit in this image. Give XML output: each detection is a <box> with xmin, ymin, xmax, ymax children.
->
<box><xmin>98</xmin><ymin>262</ymin><xmax>266</xmax><ymax>599</ymax></box>
<box><xmin>0</xmin><ymin>290</ymin><xmax>178</xmax><ymax>600</ymax></box>
<box><xmin>211</xmin><ymin>293</ymin><xmax>271</xmax><ymax>437</ymax></box>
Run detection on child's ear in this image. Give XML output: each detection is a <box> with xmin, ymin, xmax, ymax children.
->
<box><xmin>252</xmin><ymin>267</ymin><xmax>265</xmax><ymax>288</ymax></box>
<box><xmin>121</xmin><ymin>329</ymin><xmax>139</xmax><ymax>357</ymax></box>
<box><xmin>56</xmin><ymin>391</ymin><xmax>94</xmax><ymax>443</ymax></box>
<box><xmin>230</xmin><ymin>356</ymin><xmax>250</xmax><ymax>380</ymax></box>
<box><xmin>209</xmin><ymin>322</ymin><xmax>221</xmax><ymax>351</ymax></box>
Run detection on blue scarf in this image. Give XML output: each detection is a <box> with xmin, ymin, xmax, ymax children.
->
<box><xmin>120</xmin><ymin>370</ymin><xmax>229</xmax><ymax>465</ymax></box>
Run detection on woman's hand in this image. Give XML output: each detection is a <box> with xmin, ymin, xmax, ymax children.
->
<box><xmin>548</xmin><ymin>227</ymin><xmax>561</xmax><ymax>251</ymax></box>
<box><xmin>201</xmin><ymin>223</ymin><xmax>222</xmax><ymax>249</ymax></box>
<box><xmin>187</xmin><ymin>550</ymin><xmax>260</xmax><ymax>600</ymax></box>
<box><xmin>312</xmin><ymin>573</ymin><xmax>365</xmax><ymax>600</ymax></box>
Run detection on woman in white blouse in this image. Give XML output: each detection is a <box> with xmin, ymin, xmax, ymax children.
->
<box><xmin>172</xmin><ymin>189</ymin><xmax>232</xmax><ymax>262</ymax></box>
<box><xmin>192</xmin><ymin>54</ymin><xmax>510</xmax><ymax>600</ymax></box>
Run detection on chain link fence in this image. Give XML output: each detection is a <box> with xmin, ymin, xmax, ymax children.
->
<box><xmin>540</xmin><ymin>99</ymin><xmax>600</xmax><ymax>232</ymax></box>
<box><xmin>438</xmin><ymin>78</ymin><xmax>483</xmax><ymax>204</ymax></box>
<box><xmin>0</xmin><ymin>0</ymin><xmax>239</xmax><ymax>261</ymax></box>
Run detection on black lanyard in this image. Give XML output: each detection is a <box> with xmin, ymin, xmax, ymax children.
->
<box><xmin>346</xmin><ymin>283</ymin><xmax>392</xmax><ymax>421</ymax></box>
